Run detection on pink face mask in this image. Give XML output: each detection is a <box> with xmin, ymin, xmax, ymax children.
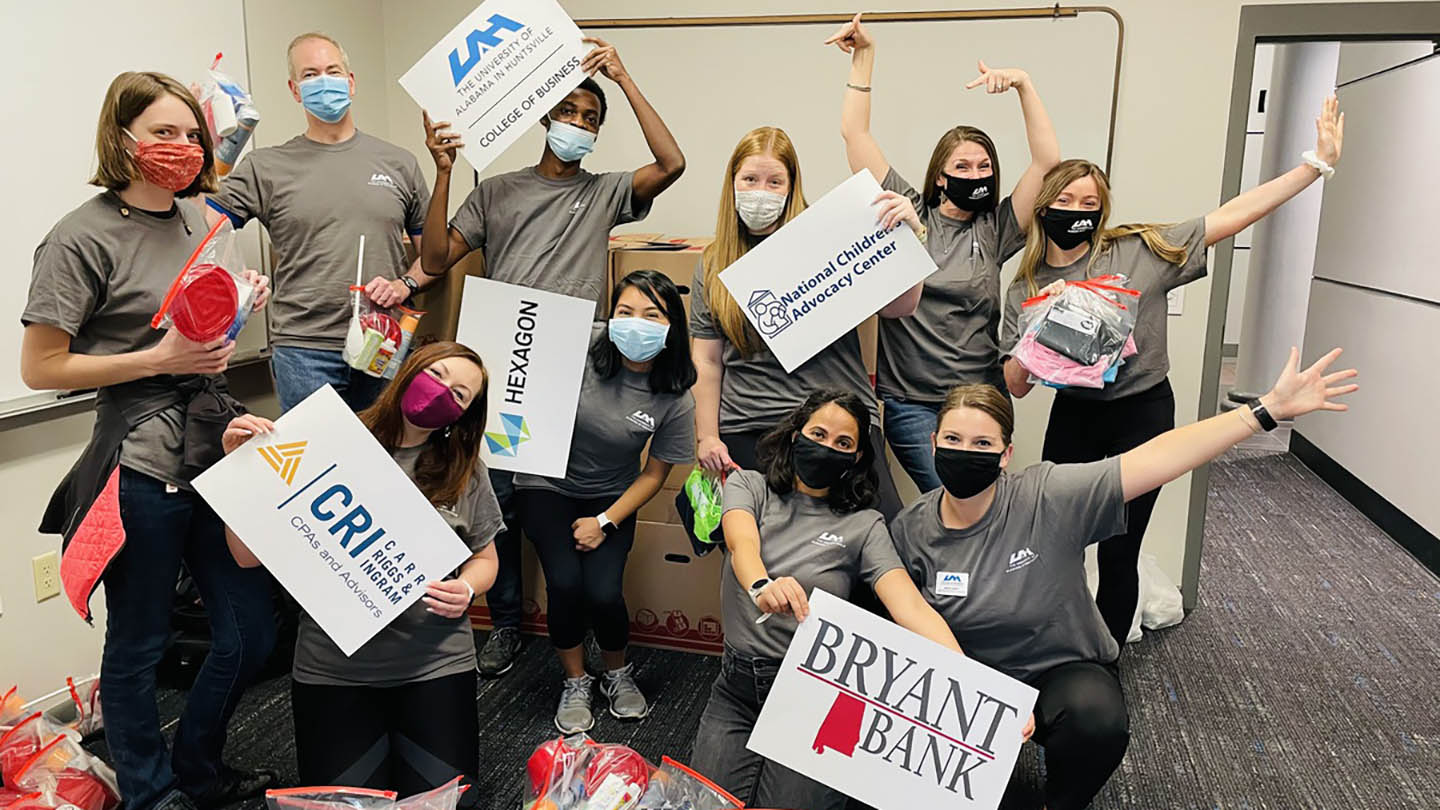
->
<box><xmin>124</xmin><ymin>129</ymin><xmax>205</xmax><ymax>192</ymax></box>
<box><xmin>401</xmin><ymin>371</ymin><xmax>465</xmax><ymax>429</ymax></box>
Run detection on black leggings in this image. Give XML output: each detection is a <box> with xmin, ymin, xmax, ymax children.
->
<box><xmin>721</xmin><ymin>423</ymin><xmax>903</xmax><ymax>522</ymax></box>
<box><xmin>292</xmin><ymin>671</ymin><xmax>479</xmax><ymax>808</ymax></box>
<box><xmin>1041</xmin><ymin>379</ymin><xmax>1174</xmax><ymax>647</ymax></box>
<box><xmin>516</xmin><ymin>489</ymin><xmax>637</xmax><ymax>651</ymax></box>
<box><xmin>1027</xmin><ymin>661</ymin><xmax>1130</xmax><ymax>810</ymax></box>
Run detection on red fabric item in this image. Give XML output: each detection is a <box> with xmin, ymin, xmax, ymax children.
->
<box><xmin>811</xmin><ymin>692</ymin><xmax>865</xmax><ymax>757</ymax></box>
<box><xmin>60</xmin><ymin>468</ymin><xmax>126</xmax><ymax>622</ymax></box>
<box><xmin>170</xmin><ymin>264</ymin><xmax>239</xmax><ymax>342</ymax></box>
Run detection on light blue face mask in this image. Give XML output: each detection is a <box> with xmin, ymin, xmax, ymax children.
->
<box><xmin>298</xmin><ymin>75</ymin><xmax>352</xmax><ymax>123</ymax></box>
<box><xmin>608</xmin><ymin>317</ymin><xmax>669</xmax><ymax>363</ymax></box>
<box><xmin>546</xmin><ymin>120</ymin><xmax>596</xmax><ymax>163</ymax></box>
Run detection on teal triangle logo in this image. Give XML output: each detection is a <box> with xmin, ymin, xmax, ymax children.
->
<box><xmin>485</xmin><ymin>413</ymin><xmax>532</xmax><ymax>457</ymax></box>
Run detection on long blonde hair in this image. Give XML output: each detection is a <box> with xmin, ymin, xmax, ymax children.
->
<box><xmin>701</xmin><ymin>127</ymin><xmax>809</xmax><ymax>355</ymax></box>
<box><xmin>1012</xmin><ymin>159</ymin><xmax>1188</xmax><ymax>295</ymax></box>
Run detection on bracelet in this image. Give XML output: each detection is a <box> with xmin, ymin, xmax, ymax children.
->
<box><xmin>1300</xmin><ymin>150</ymin><xmax>1335</xmax><ymax>180</ymax></box>
<box><xmin>845</xmin><ymin>82</ymin><xmax>872</xmax><ymax>93</ymax></box>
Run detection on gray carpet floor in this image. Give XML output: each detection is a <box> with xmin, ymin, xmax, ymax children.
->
<box><xmin>102</xmin><ymin>449</ymin><xmax>1440</xmax><ymax>809</ymax></box>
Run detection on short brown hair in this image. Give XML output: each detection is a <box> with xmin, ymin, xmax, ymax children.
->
<box><xmin>922</xmin><ymin>126</ymin><xmax>1000</xmax><ymax>210</ymax></box>
<box><xmin>936</xmin><ymin>383</ymin><xmax>1014</xmax><ymax>445</ymax></box>
<box><xmin>90</xmin><ymin>71</ymin><xmax>217</xmax><ymax>198</ymax></box>
<box><xmin>287</xmin><ymin>33</ymin><xmax>351</xmax><ymax>80</ymax></box>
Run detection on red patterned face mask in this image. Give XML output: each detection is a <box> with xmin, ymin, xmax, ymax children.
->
<box><xmin>124</xmin><ymin>129</ymin><xmax>204</xmax><ymax>192</ymax></box>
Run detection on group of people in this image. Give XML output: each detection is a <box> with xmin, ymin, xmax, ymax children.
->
<box><xmin>20</xmin><ymin>14</ymin><xmax>1355</xmax><ymax>810</ymax></box>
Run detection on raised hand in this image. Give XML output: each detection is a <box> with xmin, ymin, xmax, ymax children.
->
<box><xmin>1314</xmin><ymin>94</ymin><xmax>1344</xmax><ymax>166</ymax></box>
<box><xmin>422</xmin><ymin>110</ymin><xmax>462</xmax><ymax>172</ymax></box>
<box><xmin>824</xmin><ymin>12</ymin><xmax>874</xmax><ymax>53</ymax></box>
<box><xmin>1261</xmin><ymin>346</ymin><xmax>1358</xmax><ymax>421</ymax></box>
<box><xmin>581</xmin><ymin>37</ymin><xmax>630</xmax><ymax>83</ymax></box>
<box><xmin>965</xmin><ymin>60</ymin><xmax>1030</xmax><ymax>94</ymax></box>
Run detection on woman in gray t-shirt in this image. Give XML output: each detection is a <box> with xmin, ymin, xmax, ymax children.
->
<box><xmin>689</xmin><ymin>389</ymin><xmax>964</xmax><ymax>810</ymax></box>
<box><xmin>513</xmin><ymin>271</ymin><xmax>696</xmax><ymax>735</ymax></box>
<box><xmin>827</xmin><ymin>12</ymin><xmax>1059</xmax><ymax>494</ymax></box>
<box><xmin>224</xmin><ymin>341</ymin><xmax>502</xmax><ymax>807</ymax></box>
<box><xmin>1001</xmin><ymin>96</ymin><xmax>1345</xmax><ymax>649</ymax></box>
<box><xmin>892</xmin><ymin>347</ymin><xmax>1356</xmax><ymax>810</ymax></box>
<box><xmin>690</xmin><ymin>125</ymin><xmax>926</xmax><ymax>521</ymax></box>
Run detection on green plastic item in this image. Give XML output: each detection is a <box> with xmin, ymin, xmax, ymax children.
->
<box><xmin>682</xmin><ymin>466</ymin><xmax>725</xmax><ymax>545</ymax></box>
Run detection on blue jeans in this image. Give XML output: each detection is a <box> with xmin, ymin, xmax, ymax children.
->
<box><xmin>270</xmin><ymin>345</ymin><xmax>389</xmax><ymax>413</ymax></box>
<box><xmin>485</xmin><ymin>469</ymin><xmax>525</xmax><ymax>628</ymax></box>
<box><xmin>882</xmin><ymin>398</ymin><xmax>944</xmax><ymax>493</ymax></box>
<box><xmin>104</xmin><ymin>468</ymin><xmax>277</xmax><ymax>810</ymax></box>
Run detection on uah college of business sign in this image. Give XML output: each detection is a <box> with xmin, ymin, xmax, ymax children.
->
<box><xmin>719</xmin><ymin>169</ymin><xmax>939</xmax><ymax>372</ymax></box>
<box><xmin>747</xmin><ymin>590</ymin><xmax>1038</xmax><ymax>810</ymax></box>
<box><xmin>192</xmin><ymin>386</ymin><xmax>473</xmax><ymax>656</ymax></box>
<box><xmin>398</xmin><ymin>0</ymin><xmax>589</xmax><ymax>175</ymax></box>
<box><xmin>455</xmin><ymin>277</ymin><xmax>593</xmax><ymax>478</ymax></box>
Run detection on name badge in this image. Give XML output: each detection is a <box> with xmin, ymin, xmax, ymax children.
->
<box><xmin>935</xmin><ymin>571</ymin><xmax>968</xmax><ymax>597</ymax></box>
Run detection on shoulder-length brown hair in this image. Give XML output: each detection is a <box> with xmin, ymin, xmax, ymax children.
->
<box><xmin>921</xmin><ymin>125</ymin><xmax>1000</xmax><ymax>209</ymax></box>
<box><xmin>359</xmin><ymin>341</ymin><xmax>489</xmax><ymax>508</ymax></box>
<box><xmin>91</xmin><ymin>71</ymin><xmax>218</xmax><ymax>198</ymax></box>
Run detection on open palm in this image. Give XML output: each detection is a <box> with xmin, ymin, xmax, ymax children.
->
<box><xmin>1315</xmin><ymin>95</ymin><xmax>1344</xmax><ymax>166</ymax></box>
<box><xmin>1264</xmin><ymin>346</ymin><xmax>1357</xmax><ymax>421</ymax></box>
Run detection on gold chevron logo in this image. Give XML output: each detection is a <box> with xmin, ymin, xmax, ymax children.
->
<box><xmin>257</xmin><ymin>441</ymin><xmax>307</xmax><ymax>485</ymax></box>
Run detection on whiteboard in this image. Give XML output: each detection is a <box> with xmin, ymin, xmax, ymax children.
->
<box><xmin>0</xmin><ymin>0</ymin><xmax>266</xmax><ymax>414</ymax></box>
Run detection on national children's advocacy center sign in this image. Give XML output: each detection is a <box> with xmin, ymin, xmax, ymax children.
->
<box><xmin>399</xmin><ymin>0</ymin><xmax>589</xmax><ymax>174</ymax></box>
<box><xmin>719</xmin><ymin>169</ymin><xmax>939</xmax><ymax>372</ymax></box>
<box><xmin>192</xmin><ymin>385</ymin><xmax>474</xmax><ymax>656</ymax></box>
<box><xmin>747</xmin><ymin>590</ymin><xmax>1038</xmax><ymax>810</ymax></box>
<box><xmin>455</xmin><ymin>277</ymin><xmax>593</xmax><ymax>478</ymax></box>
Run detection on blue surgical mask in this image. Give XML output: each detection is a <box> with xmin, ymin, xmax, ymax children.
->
<box><xmin>298</xmin><ymin>75</ymin><xmax>352</xmax><ymax>123</ymax></box>
<box><xmin>546</xmin><ymin>120</ymin><xmax>596</xmax><ymax>163</ymax></box>
<box><xmin>608</xmin><ymin>317</ymin><xmax>669</xmax><ymax>363</ymax></box>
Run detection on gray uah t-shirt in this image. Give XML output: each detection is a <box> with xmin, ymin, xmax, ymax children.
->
<box><xmin>876</xmin><ymin>169</ymin><xmax>1027</xmax><ymax>403</ymax></box>
<box><xmin>22</xmin><ymin>192</ymin><xmax>209</xmax><ymax>489</ymax></box>
<box><xmin>689</xmin><ymin>263</ymin><xmax>878</xmax><ymax>435</ymax></box>
<box><xmin>208</xmin><ymin>131</ymin><xmax>429</xmax><ymax>350</ymax></box>
<box><xmin>720</xmin><ymin>470</ymin><xmax>903</xmax><ymax>660</ymax></box>
<box><xmin>449</xmin><ymin>167</ymin><xmax>650</xmax><ymax>319</ymax></box>
<box><xmin>888</xmin><ymin>458</ymin><xmax>1126</xmax><ymax>683</ymax></box>
<box><xmin>1001</xmin><ymin>217</ymin><xmax>1208</xmax><ymax>400</ymax></box>
<box><xmin>292</xmin><ymin>446</ymin><xmax>505</xmax><ymax>687</ymax></box>
<box><xmin>514</xmin><ymin>332</ymin><xmax>695</xmax><ymax>498</ymax></box>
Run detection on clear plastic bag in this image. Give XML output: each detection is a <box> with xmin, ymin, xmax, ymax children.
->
<box><xmin>152</xmin><ymin>218</ymin><xmax>256</xmax><ymax>343</ymax></box>
<box><xmin>0</xmin><ymin>713</ymin><xmax>48</xmax><ymax>787</ymax></box>
<box><xmin>343</xmin><ymin>288</ymin><xmax>424</xmax><ymax>379</ymax></box>
<box><xmin>633</xmin><ymin>758</ymin><xmax>742</xmax><ymax>810</ymax></box>
<box><xmin>675</xmin><ymin>468</ymin><xmax>725</xmax><ymax>557</ymax></box>
<box><xmin>199</xmin><ymin>53</ymin><xmax>261</xmax><ymax>177</ymax></box>
<box><xmin>266</xmin><ymin>787</ymin><xmax>399</xmax><ymax>810</ymax></box>
<box><xmin>11</xmin><ymin>734</ymin><xmax>120</xmax><ymax>810</ymax></box>
<box><xmin>0</xmin><ymin>686</ymin><xmax>25</xmax><ymax>727</ymax></box>
<box><xmin>524</xmin><ymin>736</ymin><xmax>740</xmax><ymax>810</ymax></box>
<box><xmin>1015</xmin><ymin>276</ymin><xmax>1140</xmax><ymax>389</ymax></box>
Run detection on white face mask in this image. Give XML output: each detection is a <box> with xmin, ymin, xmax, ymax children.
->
<box><xmin>734</xmin><ymin>189</ymin><xmax>787</xmax><ymax>232</ymax></box>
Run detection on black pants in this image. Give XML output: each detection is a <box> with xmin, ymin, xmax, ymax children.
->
<box><xmin>1025</xmin><ymin>661</ymin><xmax>1130</xmax><ymax>810</ymax></box>
<box><xmin>291</xmin><ymin>672</ymin><xmax>480</xmax><ymax>808</ymax></box>
<box><xmin>721</xmin><ymin>423</ymin><xmax>903</xmax><ymax>522</ymax></box>
<box><xmin>516</xmin><ymin>489</ymin><xmax>637</xmax><ymax>651</ymax></box>
<box><xmin>1041</xmin><ymin>379</ymin><xmax>1175</xmax><ymax>647</ymax></box>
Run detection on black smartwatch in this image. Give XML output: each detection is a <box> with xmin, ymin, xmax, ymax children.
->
<box><xmin>1247</xmin><ymin>399</ymin><xmax>1278</xmax><ymax>432</ymax></box>
<box><xmin>400</xmin><ymin>275</ymin><xmax>421</xmax><ymax>302</ymax></box>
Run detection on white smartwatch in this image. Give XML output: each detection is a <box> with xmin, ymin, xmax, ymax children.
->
<box><xmin>747</xmin><ymin>577</ymin><xmax>772</xmax><ymax>605</ymax></box>
<box><xmin>596</xmin><ymin>512</ymin><xmax>618</xmax><ymax>535</ymax></box>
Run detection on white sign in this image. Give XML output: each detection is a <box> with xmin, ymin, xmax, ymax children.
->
<box><xmin>747</xmin><ymin>590</ymin><xmax>1038</xmax><ymax>810</ymax></box>
<box><xmin>398</xmin><ymin>0</ymin><xmax>589</xmax><ymax>174</ymax></box>
<box><xmin>455</xmin><ymin>277</ymin><xmax>592</xmax><ymax>477</ymax></box>
<box><xmin>192</xmin><ymin>386</ymin><xmax>473</xmax><ymax>656</ymax></box>
<box><xmin>719</xmin><ymin>170</ymin><xmax>939</xmax><ymax>372</ymax></box>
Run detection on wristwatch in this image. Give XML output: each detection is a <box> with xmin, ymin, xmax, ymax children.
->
<box><xmin>1247</xmin><ymin>399</ymin><xmax>1278</xmax><ymax>432</ymax></box>
<box><xmin>596</xmin><ymin>512</ymin><xmax>619</xmax><ymax>535</ymax></box>
<box><xmin>748</xmin><ymin>578</ymin><xmax>772</xmax><ymax>605</ymax></box>
<box><xmin>399</xmin><ymin>275</ymin><xmax>420</xmax><ymax>302</ymax></box>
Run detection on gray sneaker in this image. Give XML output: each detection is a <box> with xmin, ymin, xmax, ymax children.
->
<box><xmin>600</xmin><ymin>663</ymin><xmax>649</xmax><ymax>720</ymax></box>
<box><xmin>476</xmin><ymin>626</ymin><xmax>522</xmax><ymax>677</ymax></box>
<box><xmin>555</xmin><ymin>674</ymin><xmax>596</xmax><ymax>734</ymax></box>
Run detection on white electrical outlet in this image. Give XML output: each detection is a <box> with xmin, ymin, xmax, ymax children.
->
<box><xmin>1167</xmin><ymin>287</ymin><xmax>1184</xmax><ymax>316</ymax></box>
<box><xmin>33</xmin><ymin>551</ymin><xmax>61</xmax><ymax>602</ymax></box>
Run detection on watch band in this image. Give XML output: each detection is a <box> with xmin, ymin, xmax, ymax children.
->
<box><xmin>400</xmin><ymin>276</ymin><xmax>420</xmax><ymax>301</ymax></box>
<box><xmin>596</xmin><ymin>512</ymin><xmax>617</xmax><ymax>534</ymax></box>
<box><xmin>748</xmin><ymin>577</ymin><xmax>772</xmax><ymax>605</ymax></box>
<box><xmin>1248</xmin><ymin>399</ymin><xmax>1278</xmax><ymax>432</ymax></box>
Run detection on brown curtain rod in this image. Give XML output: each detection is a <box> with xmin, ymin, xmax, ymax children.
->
<box><xmin>574</xmin><ymin>6</ymin><xmax>1124</xmax><ymax>174</ymax></box>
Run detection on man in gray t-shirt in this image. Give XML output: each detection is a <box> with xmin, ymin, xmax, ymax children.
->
<box><xmin>207</xmin><ymin>33</ymin><xmax>431</xmax><ymax>413</ymax></box>
<box><xmin>414</xmin><ymin>39</ymin><xmax>686</xmax><ymax>676</ymax></box>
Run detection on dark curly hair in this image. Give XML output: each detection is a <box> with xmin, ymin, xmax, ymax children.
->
<box><xmin>756</xmin><ymin>389</ymin><xmax>878</xmax><ymax>515</ymax></box>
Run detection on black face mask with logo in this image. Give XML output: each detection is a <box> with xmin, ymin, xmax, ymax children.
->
<box><xmin>792</xmin><ymin>434</ymin><xmax>858</xmax><ymax>489</ymax></box>
<box><xmin>933</xmin><ymin>447</ymin><xmax>1003</xmax><ymax>499</ymax></box>
<box><xmin>1040</xmin><ymin>207</ymin><xmax>1100</xmax><ymax>250</ymax></box>
<box><xmin>942</xmin><ymin>173</ymin><xmax>998</xmax><ymax>214</ymax></box>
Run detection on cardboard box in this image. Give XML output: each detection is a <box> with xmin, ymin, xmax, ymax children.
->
<box><xmin>859</xmin><ymin>314</ymin><xmax>878</xmax><ymax>378</ymax></box>
<box><xmin>636</xmin><ymin>486</ymin><xmax>684</xmax><ymax>524</ymax></box>
<box><xmin>608</xmin><ymin>235</ymin><xmax>710</xmax><ymax>315</ymax></box>
<box><xmin>469</xmin><ymin>520</ymin><xmax>728</xmax><ymax>655</ymax></box>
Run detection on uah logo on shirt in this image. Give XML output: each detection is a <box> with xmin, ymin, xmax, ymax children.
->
<box><xmin>257</xmin><ymin>441</ymin><xmax>307</xmax><ymax>485</ymax></box>
<box><xmin>812</xmin><ymin>531</ymin><xmax>846</xmax><ymax>549</ymax></box>
<box><xmin>626</xmin><ymin>410</ymin><xmax>656</xmax><ymax>431</ymax></box>
<box><xmin>747</xmin><ymin>290</ymin><xmax>792</xmax><ymax>337</ymax></box>
<box><xmin>368</xmin><ymin>172</ymin><xmax>398</xmax><ymax>190</ymax></box>
<box><xmin>1006</xmin><ymin>548</ymin><xmax>1039</xmax><ymax>572</ymax></box>
<box><xmin>448</xmin><ymin>14</ymin><xmax>525</xmax><ymax>86</ymax></box>
<box><xmin>569</xmin><ymin>200</ymin><xmax>588</xmax><ymax>215</ymax></box>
